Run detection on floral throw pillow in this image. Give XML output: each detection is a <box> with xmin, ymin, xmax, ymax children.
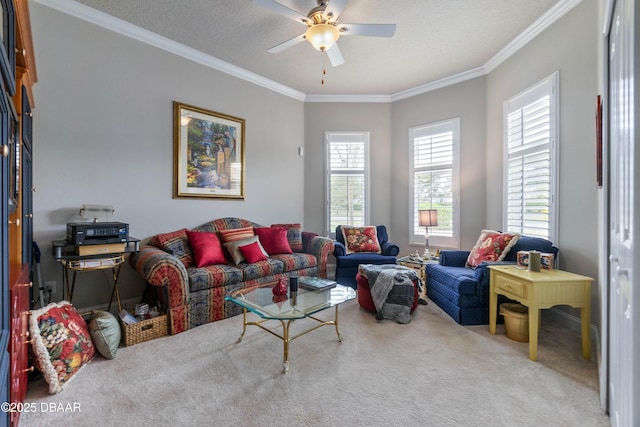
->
<box><xmin>465</xmin><ymin>230</ymin><xmax>521</xmax><ymax>268</ymax></box>
<box><xmin>29</xmin><ymin>301</ymin><xmax>96</xmax><ymax>394</ymax></box>
<box><xmin>341</xmin><ymin>226</ymin><xmax>382</xmax><ymax>255</ymax></box>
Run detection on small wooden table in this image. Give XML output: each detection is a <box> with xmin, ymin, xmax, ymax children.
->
<box><xmin>488</xmin><ymin>265</ymin><xmax>593</xmax><ymax>361</ymax></box>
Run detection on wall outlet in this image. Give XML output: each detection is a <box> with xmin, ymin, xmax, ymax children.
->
<box><xmin>44</xmin><ymin>281</ymin><xmax>57</xmax><ymax>296</ymax></box>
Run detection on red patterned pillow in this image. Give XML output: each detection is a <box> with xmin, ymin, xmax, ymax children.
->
<box><xmin>271</xmin><ymin>223</ymin><xmax>303</xmax><ymax>252</ymax></box>
<box><xmin>239</xmin><ymin>241</ymin><xmax>268</xmax><ymax>263</ymax></box>
<box><xmin>341</xmin><ymin>226</ymin><xmax>382</xmax><ymax>254</ymax></box>
<box><xmin>150</xmin><ymin>228</ymin><xmax>194</xmax><ymax>267</ymax></box>
<box><xmin>219</xmin><ymin>226</ymin><xmax>255</xmax><ymax>243</ymax></box>
<box><xmin>254</xmin><ymin>227</ymin><xmax>293</xmax><ymax>255</ymax></box>
<box><xmin>465</xmin><ymin>229</ymin><xmax>521</xmax><ymax>268</ymax></box>
<box><xmin>185</xmin><ymin>230</ymin><xmax>226</xmax><ymax>267</ymax></box>
<box><xmin>29</xmin><ymin>301</ymin><xmax>96</xmax><ymax>394</ymax></box>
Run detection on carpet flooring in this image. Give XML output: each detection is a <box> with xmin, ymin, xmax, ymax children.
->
<box><xmin>21</xmin><ymin>299</ymin><xmax>610</xmax><ymax>426</ymax></box>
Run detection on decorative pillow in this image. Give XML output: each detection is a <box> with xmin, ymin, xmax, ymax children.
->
<box><xmin>254</xmin><ymin>227</ymin><xmax>293</xmax><ymax>255</ymax></box>
<box><xmin>238</xmin><ymin>241</ymin><xmax>269</xmax><ymax>263</ymax></box>
<box><xmin>271</xmin><ymin>223</ymin><xmax>303</xmax><ymax>252</ymax></box>
<box><xmin>89</xmin><ymin>310</ymin><xmax>121</xmax><ymax>360</ymax></box>
<box><xmin>341</xmin><ymin>226</ymin><xmax>382</xmax><ymax>254</ymax></box>
<box><xmin>185</xmin><ymin>230</ymin><xmax>226</xmax><ymax>267</ymax></box>
<box><xmin>219</xmin><ymin>226</ymin><xmax>255</xmax><ymax>243</ymax></box>
<box><xmin>224</xmin><ymin>236</ymin><xmax>268</xmax><ymax>264</ymax></box>
<box><xmin>150</xmin><ymin>228</ymin><xmax>194</xmax><ymax>268</ymax></box>
<box><xmin>465</xmin><ymin>229</ymin><xmax>521</xmax><ymax>268</ymax></box>
<box><xmin>29</xmin><ymin>301</ymin><xmax>96</xmax><ymax>394</ymax></box>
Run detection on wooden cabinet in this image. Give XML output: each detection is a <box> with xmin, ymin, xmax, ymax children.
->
<box><xmin>8</xmin><ymin>265</ymin><xmax>31</xmax><ymax>427</ymax></box>
<box><xmin>1</xmin><ymin>1</ymin><xmax>36</xmax><ymax>426</ymax></box>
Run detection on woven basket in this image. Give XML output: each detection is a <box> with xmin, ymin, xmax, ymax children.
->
<box><xmin>121</xmin><ymin>313</ymin><xmax>168</xmax><ymax>346</ymax></box>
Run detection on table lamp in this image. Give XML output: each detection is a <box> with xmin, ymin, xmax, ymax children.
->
<box><xmin>418</xmin><ymin>209</ymin><xmax>438</xmax><ymax>255</ymax></box>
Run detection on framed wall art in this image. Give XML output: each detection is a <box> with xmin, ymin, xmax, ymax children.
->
<box><xmin>173</xmin><ymin>101</ymin><xmax>245</xmax><ymax>199</ymax></box>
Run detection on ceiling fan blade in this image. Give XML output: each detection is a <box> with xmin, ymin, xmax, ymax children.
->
<box><xmin>338</xmin><ymin>23</ymin><xmax>397</xmax><ymax>37</ymax></box>
<box><xmin>267</xmin><ymin>33</ymin><xmax>306</xmax><ymax>53</ymax></box>
<box><xmin>326</xmin><ymin>43</ymin><xmax>345</xmax><ymax>67</ymax></box>
<box><xmin>323</xmin><ymin>0</ymin><xmax>348</xmax><ymax>21</ymax></box>
<box><xmin>253</xmin><ymin>0</ymin><xmax>310</xmax><ymax>24</ymax></box>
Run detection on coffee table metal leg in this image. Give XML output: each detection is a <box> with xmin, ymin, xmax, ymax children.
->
<box><xmin>281</xmin><ymin>319</ymin><xmax>291</xmax><ymax>373</ymax></box>
<box><xmin>334</xmin><ymin>306</ymin><xmax>344</xmax><ymax>342</ymax></box>
<box><xmin>238</xmin><ymin>308</ymin><xmax>248</xmax><ymax>343</ymax></box>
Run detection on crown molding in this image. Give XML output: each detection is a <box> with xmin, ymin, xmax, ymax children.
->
<box><xmin>33</xmin><ymin>0</ymin><xmax>307</xmax><ymax>102</ymax></box>
<box><xmin>305</xmin><ymin>94</ymin><xmax>392</xmax><ymax>103</ymax></box>
<box><xmin>484</xmin><ymin>0</ymin><xmax>584</xmax><ymax>73</ymax></box>
<box><xmin>390</xmin><ymin>67</ymin><xmax>487</xmax><ymax>102</ymax></box>
<box><xmin>35</xmin><ymin>0</ymin><xmax>582</xmax><ymax>104</ymax></box>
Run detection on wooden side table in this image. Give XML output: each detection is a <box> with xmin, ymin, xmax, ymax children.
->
<box><xmin>488</xmin><ymin>265</ymin><xmax>593</xmax><ymax>361</ymax></box>
<box><xmin>397</xmin><ymin>255</ymin><xmax>439</xmax><ymax>304</ymax></box>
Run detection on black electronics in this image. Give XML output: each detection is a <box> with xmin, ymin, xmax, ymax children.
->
<box><xmin>67</xmin><ymin>222</ymin><xmax>129</xmax><ymax>246</ymax></box>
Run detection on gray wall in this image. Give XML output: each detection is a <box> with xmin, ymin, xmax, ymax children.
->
<box><xmin>486</xmin><ymin>0</ymin><xmax>599</xmax><ymax>323</ymax></box>
<box><xmin>391</xmin><ymin>77</ymin><xmax>487</xmax><ymax>253</ymax></box>
<box><xmin>30</xmin><ymin>4</ymin><xmax>305</xmax><ymax>308</ymax></box>
<box><xmin>303</xmin><ymin>102</ymin><xmax>392</xmax><ymax>236</ymax></box>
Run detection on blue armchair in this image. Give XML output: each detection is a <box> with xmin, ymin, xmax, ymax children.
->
<box><xmin>425</xmin><ymin>235</ymin><xmax>559</xmax><ymax>325</ymax></box>
<box><xmin>333</xmin><ymin>225</ymin><xmax>399</xmax><ymax>288</ymax></box>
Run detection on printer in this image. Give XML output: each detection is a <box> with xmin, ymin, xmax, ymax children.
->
<box><xmin>66</xmin><ymin>222</ymin><xmax>129</xmax><ymax>246</ymax></box>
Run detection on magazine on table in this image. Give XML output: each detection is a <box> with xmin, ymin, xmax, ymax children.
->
<box><xmin>298</xmin><ymin>276</ymin><xmax>337</xmax><ymax>291</ymax></box>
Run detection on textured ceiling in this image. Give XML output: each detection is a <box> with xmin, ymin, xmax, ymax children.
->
<box><xmin>70</xmin><ymin>0</ymin><xmax>562</xmax><ymax>96</ymax></box>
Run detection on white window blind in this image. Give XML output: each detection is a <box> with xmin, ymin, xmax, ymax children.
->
<box><xmin>504</xmin><ymin>72</ymin><xmax>558</xmax><ymax>241</ymax></box>
<box><xmin>325</xmin><ymin>132</ymin><xmax>369</xmax><ymax>236</ymax></box>
<box><xmin>409</xmin><ymin>119</ymin><xmax>459</xmax><ymax>248</ymax></box>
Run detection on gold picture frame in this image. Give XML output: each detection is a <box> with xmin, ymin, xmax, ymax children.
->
<box><xmin>173</xmin><ymin>101</ymin><xmax>245</xmax><ymax>199</ymax></box>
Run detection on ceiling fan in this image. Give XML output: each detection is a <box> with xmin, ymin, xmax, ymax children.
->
<box><xmin>253</xmin><ymin>0</ymin><xmax>396</xmax><ymax>67</ymax></box>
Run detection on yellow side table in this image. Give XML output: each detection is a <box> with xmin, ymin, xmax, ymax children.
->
<box><xmin>488</xmin><ymin>265</ymin><xmax>593</xmax><ymax>361</ymax></box>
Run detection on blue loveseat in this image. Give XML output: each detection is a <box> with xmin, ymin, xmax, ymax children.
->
<box><xmin>425</xmin><ymin>236</ymin><xmax>559</xmax><ymax>325</ymax></box>
<box><xmin>333</xmin><ymin>225</ymin><xmax>399</xmax><ymax>288</ymax></box>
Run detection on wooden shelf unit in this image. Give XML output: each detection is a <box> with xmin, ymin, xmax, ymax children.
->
<box><xmin>2</xmin><ymin>1</ymin><xmax>37</xmax><ymax>426</ymax></box>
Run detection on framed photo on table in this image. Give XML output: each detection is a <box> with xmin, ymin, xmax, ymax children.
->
<box><xmin>173</xmin><ymin>101</ymin><xmax>245</xmax><ymax>199</ymax></box>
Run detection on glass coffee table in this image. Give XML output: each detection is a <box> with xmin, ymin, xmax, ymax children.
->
<box><xmin>225</xmin><ymin>281</ymin><xmax>356</xmax><ymax>373</ymax></box>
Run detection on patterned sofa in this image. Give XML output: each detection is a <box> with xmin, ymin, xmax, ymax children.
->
<box><xmin>131</xmin><ymin>217</ymin><xmax>334</xmax><ymax>335</ymax></box>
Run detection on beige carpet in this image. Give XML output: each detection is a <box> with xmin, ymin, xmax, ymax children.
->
<box><xmin>21</xmin><ymin>299</ymin><xmax>609</xmax><ymax>427</ymax></box>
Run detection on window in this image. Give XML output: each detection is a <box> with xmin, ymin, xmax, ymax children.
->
<box><xmin>503</xmin><ymin>72</ymin><xmax>558</xmax><ymax>242</ymax></box>
<box><xmin>409</xmin><ymin>118</ymin><xmax>460</xmax><ymax>248</ymax></box>
<box><xmin>325</xmin><ymin>131</ymin><xmax>370</xmax><ymax>236</ymax></box>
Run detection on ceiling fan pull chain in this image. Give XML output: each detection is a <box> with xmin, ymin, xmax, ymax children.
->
<box><xmin>321</xmin><ymin>50</ymin><xmax>327</xmax><ymax>85</ymax></box>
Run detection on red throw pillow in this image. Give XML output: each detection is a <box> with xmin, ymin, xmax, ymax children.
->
<box><xmin>254</xmin><ymin>227</ymin><xmax>293</xmax><ymax>255</ymax></box>
<box><xmin>465</xmin><ymin>230</ymin><xmax>521</xmax><ymax>268</ymax></box>
<box><xmin>271</xmin><ymin>223</ymin><xmax>303</xmax><ymax>252</ymax></box>
<box><xmin>238</xmin><ymin>241</ymin><xmax>268</xmax><ymax>263</ymax></box>
<box><xmin>185</xmin><ymin>230</ymin><xmax>226</xmax><ymax>267</ymax></box>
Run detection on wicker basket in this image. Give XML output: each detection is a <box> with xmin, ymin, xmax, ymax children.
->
<box><xmin>121</xmin><ymin>313</ymin><xmax>168</xmax><ymax>346</ymax></box>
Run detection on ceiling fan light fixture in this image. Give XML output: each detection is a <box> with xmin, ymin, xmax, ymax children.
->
<box><xmin>305</xmin><ymin>23</ymin><xmax>339</xmax><ymax>51</ymax></box>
